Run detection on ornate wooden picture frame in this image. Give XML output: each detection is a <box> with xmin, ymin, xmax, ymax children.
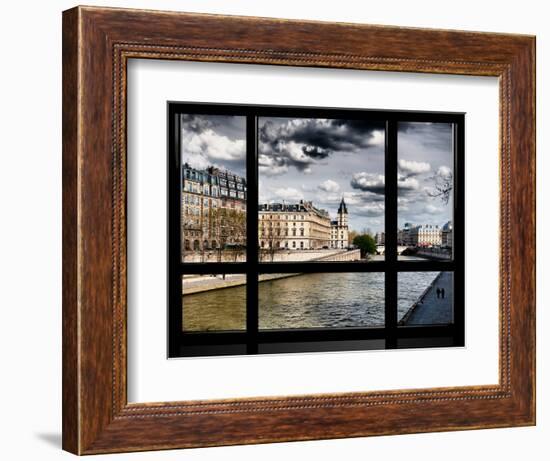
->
<box><xmin>62</xmin><ymin>5</ymin><xmax>535</xmax><ymax>455</ymax></box>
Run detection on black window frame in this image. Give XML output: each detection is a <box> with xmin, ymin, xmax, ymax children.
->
<box><xmin>168</xmin><ymin>102</ymin><xmax>465</xmax><ymax>358</ymax></box>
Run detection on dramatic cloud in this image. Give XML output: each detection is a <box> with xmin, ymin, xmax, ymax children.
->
<box><xmin>182</xmin><ymin>130</ymin><xmax>245</xmax><ymax>162</ymax></box>
<box><xmin>181</xmin><ymin>114</ymin><xmax>246</xmax><ymax>175</ymax></box>
<box><xmin>302</xmin><ymin>145</ymin><xmax>331</xmax><ymax>159</ymax></box>
<box><xmin>398</xmin><ymin>159</ymin><xmax>431</xmax><ymax>177</ymax></box>
<box><xmin>259</xmin><ymin>140</ymin><xmax>315</xmax><ymax>176</ymax></box>
<box><xmin>397</xmin><ymin>174</ymin><xmax>420</xmax><ymax>193</ymax></box>
<box><xmin>258</xmin><ymin>155</ymin><xmax>288</xmax><ymax>176</ymax></box>
<box><xmin>350</xmin><ymin>172</ymin><xmax>385</xmax><ymax>194</ymax></box>
<box><xmin>318</xmin><ymin>179</ymin><xmax>340</xmax><ymax>193</ymax></box>
<box><xmin>181</xmin><ymin>114</ymin><xmax>213</xmax><ymax>133</ymax></box>
<box><xmin>350</xmin><ymin>172</ymin><xmax>419</xmax><ymax>196</ymax></box>
<box><xmin>259</xmin><ymin>118</ymin><xmax>384</xmax><ymax>176</ymax></box>
<box><xmin>256</xmin><ymin>119</ymin><xmax>453</xmax><ymax>233</ymax></box>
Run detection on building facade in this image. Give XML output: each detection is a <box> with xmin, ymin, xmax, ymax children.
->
<box><xmin>397</xmin><ymin>222</ymin><xmax>416</xmax><ymax>247</ymax></box>
<box><xmin>181</xmin><ymin>163</ymin><xmax>247</xmax><ymax>255</ymax></box>
<box><xmin>258</xmin><ymin>200</ymin><xmax>332</xmax><ymax>251</ymax></box>
<box><xmin>258</xmin><ymin>198</ymin><xmax>350</xmax><ymax>252</ymax></box>
<box><xmin>441</xmin><ymin>221</ymin><xmax>453</xmax><ymax>248</ymax></box>
<box><xmin>398</xmin><ymin>222</ymin><xmax>446</xmax><ymax>248</ymax></box>
<box><xmin>412</xmin><ymin>224</ymin><xmax>442</xmax><ymax>247</ymax></box>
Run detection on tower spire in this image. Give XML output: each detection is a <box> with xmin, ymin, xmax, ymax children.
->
<box><xmin>338</xmin><ymin>196</ymin><xmax>348</xmax><ymax>214</ymax></box>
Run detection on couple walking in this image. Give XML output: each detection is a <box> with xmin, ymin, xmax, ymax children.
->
<box><xmin>436</xmin><ymin>287</ymin><xmax>446</xmax><ymax>299</ymax></box>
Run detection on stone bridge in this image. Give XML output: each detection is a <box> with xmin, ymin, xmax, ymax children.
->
<box><xmin>375</xmin><ymin>245</ymin><xmax>408</xmax><ymax>255</ymax></box>
<box><xmin>260</xmin><ymin>248</ymin><xmax>361</xmax><ymax>262</ymax></box>
<box><xmin>313</xmin><ymin>249</ymin><xmax>361</xmax><ymax>262</ymax></box>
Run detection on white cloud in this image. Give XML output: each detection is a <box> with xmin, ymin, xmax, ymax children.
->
<box><xmin>436</xmin><ymin>165</ymin><xmax>452</xmax><ymax>179</ymax></box>
<box><xmin>397</xmin><ymin>174</ymin><xmax>419</xmax><ymax>191</ymax></box>
<box><xmin>370</xmin><ymin>130</ymin><xmax>385</xmax><ymax>146</ymax></box>
<box><xmin>285</xmin><ymin>141</ymin><xmax>314</xmax><ymax>165</ymax></box>
<box><xmin>271</xmin><ymin>187</ymin><xmax>304</xmax><ymax>202</ymax></box>
<box><xmin>398</xmin><ymin>159</ymin><xmax>431</xmax><ymax>176</ymax></box>
<box><xmin>318</xmin><ymin>179</ymin><xmax>340</xmax><ymax>193</ymax></box>
<box><xmin>258</xmin><ymin>154</ymin><xmax>288</xmax><ymax>176</ymax></box>
<box><xmin>182</xmin><ymin>129</ymin><xmax>245</xmax><ymax>162</ymax></box>
<box><xmin>350</xmin><ymin>172</ymin><xmax>385</xmax><ymax>194</ymax></box>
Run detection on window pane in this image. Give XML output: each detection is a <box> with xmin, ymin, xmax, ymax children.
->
<box><xmin>398</xmin><ymin>271</ymin><xmax>454</xmax><ymax>325</ymax></box>
<box><xmin>180</xmin><ymin>114</ymin><xmax>247</xmax><ymax>263</ymax></box>
<box><xmin>182</xmin><ymin>274</ymin><xmax>246</xmax><ymax>331</ymax></box>
<box><xmin>258</xmin><ymin>117</ymin><xmax>385</xmax><ymax>262</ymax></box>
<box><xmin>397</xmin><ymin>122</ymin><xmax>454</xmax><ymax>260</ymax></box>
<box><xmin>259</xmin><ymin>272</ymin><xmax>384</xmax><ymax>329</ymax></box>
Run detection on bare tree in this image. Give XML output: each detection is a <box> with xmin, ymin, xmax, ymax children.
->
<box><xmin>210</xmin><ymin>207</ymin><xmax>228</xmax><ymax>262</ymax></box>
<box><xmin>427</xmin><ymin>170</ymin><xmax>453</xmax><ymax>204</ymax></box>
<box><xmin>260</xmin><ymin>218</ymin><xmax>283</xmax><ymax>262</ymax></box>
<box><xmin>228</xmin><ymin>208</ymin><xmax>246</xmax><ymax>262</ymax></box>
<box><xmin>210</xmin><ymin>207</ymin><xmax>246</xmax><ymax>262</ymax></box>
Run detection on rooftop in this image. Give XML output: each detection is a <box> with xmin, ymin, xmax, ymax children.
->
<box><xmin>258</xmin><ymin>200</ymin><xmax>329</xmax><ymax>218</ymax></box>
<box><xmin>182</xmin><ymin>162</ymin><xmax>246</xmax><ymax>184</ymax></box>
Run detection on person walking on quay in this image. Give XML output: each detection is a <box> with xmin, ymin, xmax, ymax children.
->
<box><xmin>436</xmin><ymin>288</ymin><xmax>441</xmax><ymax>299</ymax></box>
<box><xmin>441</xmin><ymin>288</ymin><xmax>445</xmax><ymax>299</ymax></box>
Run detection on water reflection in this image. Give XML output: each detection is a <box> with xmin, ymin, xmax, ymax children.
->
<box><xmin>182</xmin><ymin>271</ymin><xmax>449</xmax><ymax>332</ymax></box>
<box><xmin>182</xmin><ymin>275</ymin><xmax>246</xmax><ymax>331</ymax></box>
<box><xmin>258</xmin><ymin>273</ymin><xmax>384</xmax><ymax>329</ymax></box>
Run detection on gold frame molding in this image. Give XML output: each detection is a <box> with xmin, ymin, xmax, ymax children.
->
<box><xmin>62</xmin><ymin>6</ymin><xmax>535</xmax><ymax>454</ymax></box>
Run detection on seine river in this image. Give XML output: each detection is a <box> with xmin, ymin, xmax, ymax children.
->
<box><xmin>182</xmin><ymin>270</ymin><xmax>441</xmax><ymax>331</ymax></box>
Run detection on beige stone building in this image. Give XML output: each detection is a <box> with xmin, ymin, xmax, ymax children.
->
<box><xmin>181</xmin><ymin>163</ymin><xmax>246</xmax><ymax>258</ymax></box>
<box><xmin>258</xmin><ymin>198</ymin><xmax>349</xmax><ymax>252</ymax></box>
<box><xmin>258</xmin><ymin>200</ymin><xmax>332</xmax><ymax>251</ymax></box>
<box><xmin>410</xmin><ymin>224</ymin><xmax>442</xmax><ymax>247</ymax></box>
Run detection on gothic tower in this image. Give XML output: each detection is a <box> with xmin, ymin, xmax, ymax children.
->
<box><xmin>337</xmin><ymin>197</ymin><xmax>348</xmax><ymax>227</ymax></box>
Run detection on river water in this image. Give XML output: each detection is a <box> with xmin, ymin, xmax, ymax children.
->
<box><xmin>182</xmin><ymin>270</ymin><xmax>442</xmax><ymax>331</ymax></box>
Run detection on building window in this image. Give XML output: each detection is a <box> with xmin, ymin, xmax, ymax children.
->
<box><xmin>169</xmin><ymin>103</ymin><xmax>464</xmax><ymax>358</ymax></box>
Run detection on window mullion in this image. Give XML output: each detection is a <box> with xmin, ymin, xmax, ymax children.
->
<box><xmin>384</xmin><ymin>119</ymin><xmax>398</xmax><ymax>348</ymax></box>
<box><xmin>245</xmin><ymin>114</ymin><xmax>259</xmax><ymax>353</ymax></box>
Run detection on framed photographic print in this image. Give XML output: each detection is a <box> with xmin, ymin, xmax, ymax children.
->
<box><xmin>168</xmin><ymin>102</ymin><xmax>464</xmax><ymax>358</ymax></box>
<box><xmin>62</xmin><ymin>6</ymin><xmax>535</xmax><ymax>454</ymax></box>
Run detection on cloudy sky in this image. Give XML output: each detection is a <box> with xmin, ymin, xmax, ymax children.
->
<box><xmin>180</xmin><ymin>114</ymin><xmax>246</xmax><ymax>177</ymax></box>
<box><xmin>258</xmin><ymin>117</ymin><xmax>386</xmax><ymax>233</ymax></box>
<box><xmin>180</xmin><ymin>114</ymin><xmax>453</xmax><ymax>234</ymax></box>
<box><xmin>397</xmin><ymin>122</ymin><xmax>453</xmax><ymax>230</ymax></box>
